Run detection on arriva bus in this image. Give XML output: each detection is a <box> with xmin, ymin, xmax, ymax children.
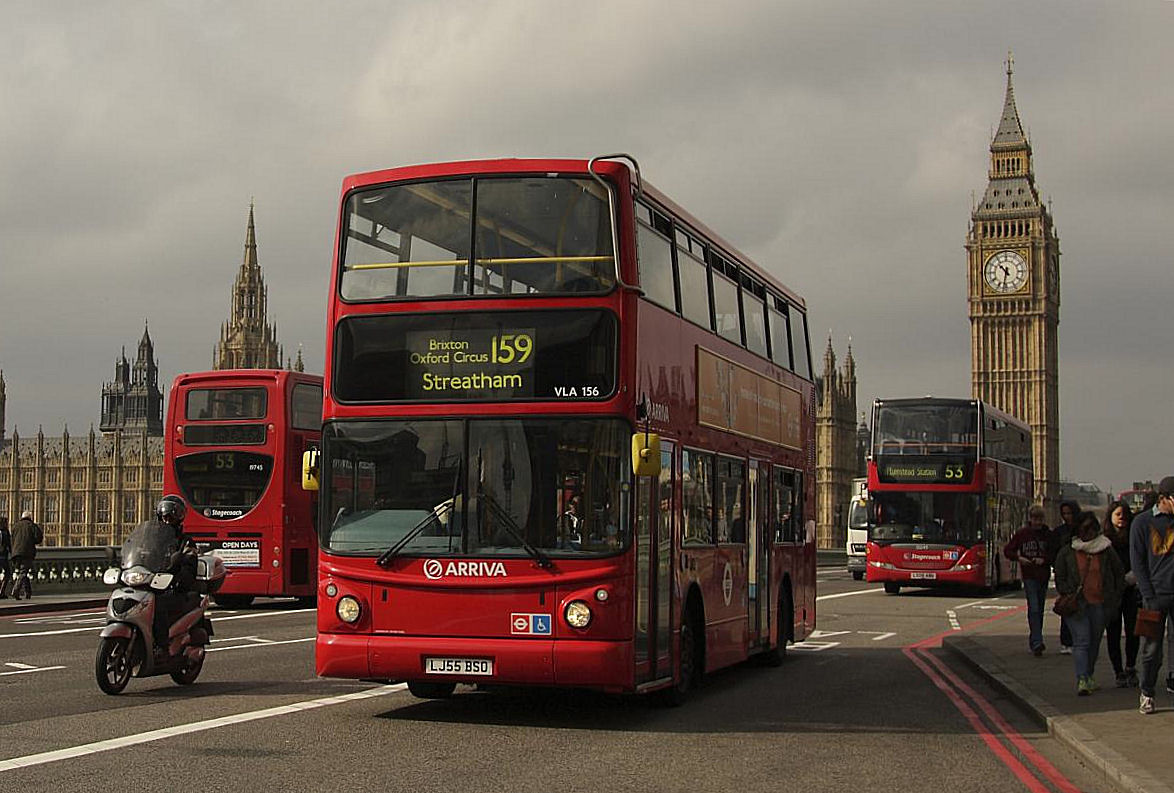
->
<box><xmin>845</xmin><ymin>477</ymin><xmax>869</xmax><ymax>581</ymax></box>
<box><xmin>306</xmin><ymin>155</ymin><xmax>817</xmax><ymax>701</ymax></box>
<box><xmin>866</xmin><ymin>397</ymin><xmax>1032</xmax><ymax>595</ymax></box>
<box><xmin>165</xmin><ymin>369</ymin><xmax>323</xmax><ymax>607</ymax></box>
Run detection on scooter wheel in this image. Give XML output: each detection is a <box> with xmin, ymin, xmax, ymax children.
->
<box><xmin>96</xmin><ymin>636</ymin><xmax>134</xmax><ymax>695</ymax></box>
<box><xmin>170</xmin><ymin>652</ymin><xmax>204</xmax><ymax>686</ymax></box>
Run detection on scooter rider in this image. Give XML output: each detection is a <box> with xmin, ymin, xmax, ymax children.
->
<box><xmin>122</xmin><ymin>495</ymin><xmax>199</xmax><ymax>652</ymax></box>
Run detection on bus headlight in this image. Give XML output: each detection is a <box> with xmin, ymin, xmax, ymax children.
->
<box><xmin>336</xmin><ymin>596</ymin><xmax>362</xmax><ymax>624</ymax></box>
<box><xmin>565</xmin><ymin>600</ymin><xmax>592</xmax><ymax>629</ymax></box>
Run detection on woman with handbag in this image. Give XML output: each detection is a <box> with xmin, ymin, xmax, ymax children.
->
<box><xmin>1053</xmin><ymin>511</ymin><xmax>1125</xmax><ymax>695</ymax></box>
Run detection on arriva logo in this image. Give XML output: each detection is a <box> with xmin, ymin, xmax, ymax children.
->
<box><xmin>423</xmin><ymin>559</ymin><xmax>508</xmax><ymax>579</ymax></box>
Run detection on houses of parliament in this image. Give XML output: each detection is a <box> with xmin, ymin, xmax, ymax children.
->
<box><xmin>0</xmin><ymin>205</ymin><xmax>300</xmax><ymax>547</ymax></box>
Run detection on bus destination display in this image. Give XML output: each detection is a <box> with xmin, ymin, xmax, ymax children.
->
<box><xmin>877</xmin><ymin>457</ymin><xmax>973</xmax><ymax>484</ymax></box>
<box><xmin>333</xmin><ymin>310</ymin><xmax>616</xmax><ymax>403</ymax></box>
<box><xmin>404</xmin><ymin>328</ymin><xmax>536</xmax><ymax>397</ymax></box>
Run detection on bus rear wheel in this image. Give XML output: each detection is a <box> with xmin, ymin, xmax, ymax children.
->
<box><xmin>407</xmin><ymin>681</ymin><xmax>456</xmax><ymax>699</ymax></box>
<box><xmin>884</xmin><ymin>582</ymin><xmax>900</xmax><ymax>595</ymax></box>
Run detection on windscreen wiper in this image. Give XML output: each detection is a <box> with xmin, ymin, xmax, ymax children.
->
<box><xmin>376</xmin><ymin>501</ymin><xmax>453</xmax><ymax>567</ymax></box>
<box><xmin>479</xmin><ymin>490</ymin><xmax>552</xmax><ymax>569</ymax></box>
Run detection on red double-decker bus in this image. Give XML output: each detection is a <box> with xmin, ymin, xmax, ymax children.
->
<box><xmin>866</xmin><ymin>397</ymin><xmax>1033</xmax><ymax>594</ymax></box>
<box><xmin>165</xmin><ymin>369</ymin><xmax>323</xmax><ymax>607</ymax></box>
<box><xmin>309</xmin><ymin>155</ymin><xmax>817</xmax><ymax>701</ymax></box>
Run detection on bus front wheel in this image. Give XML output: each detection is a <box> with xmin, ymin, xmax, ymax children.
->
<box><xmin>884</xmin><ymin>582</ymin><xmax>900</xmax><ymax>595</ymax></box>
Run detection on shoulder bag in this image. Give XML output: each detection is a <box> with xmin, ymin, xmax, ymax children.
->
<box><xmin>1052</xmin><ymin>553</ymin><xmax>1090</xmax><ymax>617</ymax></box>
<box><xmin>1135</xmin><ymin>607</ymin><xmax>1163</xmax><ymax>640</ymax></box>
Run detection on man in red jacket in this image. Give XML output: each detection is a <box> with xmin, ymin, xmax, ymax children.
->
<box><xmin>1004</xmin><ymin>505</ymin><xmax>1053</xmax><ymax>656</ymax></box>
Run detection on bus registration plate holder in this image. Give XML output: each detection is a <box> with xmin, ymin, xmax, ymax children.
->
<box><xmin>425</xmin><ymin>657</ymin><xmax>494</xmax><ymax>676</ymax></box>
<box><xmin>910</xmin><ymin>572</ymin><xmax>937</xmax><ymax>580</ymax></box>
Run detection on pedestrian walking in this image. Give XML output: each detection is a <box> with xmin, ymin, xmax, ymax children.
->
<box><xmin>1103</xmin><ymin>500</ymin><xmax>1139</xmax><ymax>686</ymax></box>
<box><xmin>1048</xmin><ymin>500</ymin><xmax>1081</xmax><ymax>654</ymax></box>
<box><xmin>1131</xmin><ymin>476</ymin><xmax>1174</xmax><ymax>715</ymax></box>
<box><xmin>1054</xmin><ymin>511</ymin><xmax>1124</xmax><ymax>695</ymax></box>
<box><xmin>9</xmin><ymin>510</ymin><xmax>43</xmax><ymax>600</ymax></box>
<box><xmin>1003</xmin><ymin>504</ymin><xmax>1053</xmax><ymax>656</ymax></box>
<box><xmin>0</xmin><ymin>516</ymin><xmax>11</xmax><ymax>598</ymax></box>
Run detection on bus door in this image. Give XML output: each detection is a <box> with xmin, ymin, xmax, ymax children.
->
<box><xmin>635</xmin><ymin>441</ymin><xmax>675</xmax><ymax>684</ymax></box>
<box><xmin>748</xmin><ymin>460</ymin><xmax>770</xmax><ymax>648</ymax></box>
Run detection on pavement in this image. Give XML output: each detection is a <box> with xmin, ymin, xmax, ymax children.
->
<box><xmin>944</xmin><ymin>600</ymin><xmax>1174</xmax><ymax>793</ymax></box>
<box><xmin>0</xmin><ymin>590</ymin><xmax>109</xmax><ymax>616</ymax></box>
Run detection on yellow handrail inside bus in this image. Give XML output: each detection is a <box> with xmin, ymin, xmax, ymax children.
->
<box><xmin>346</xmin><ymin>255</ymin><xmax>614</xmax><ymax>271</ymax></box>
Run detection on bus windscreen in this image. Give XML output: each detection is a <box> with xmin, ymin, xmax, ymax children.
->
<box><xmin>873</xmin><ymin>402</ymin><xmax>978</xmax><ymax>457</ymax></box>
<box><xmin>333</xmin><ymin>310</ymin><xmax>616</xmax><ymax>403</ymax></box>
<box><xmin>322</xmin><ymin>418</ymin><xmax>629</xmax><ymax>557</ymax></box>
<box><xmin>870</xmin><ymin>491</ymin><xmax>983</xmax><ymax>545</ymax></box>
<box><xmin>340</xmin><ymin>176</ymin><xmax>615</xmax><ymax>299</ymax></box>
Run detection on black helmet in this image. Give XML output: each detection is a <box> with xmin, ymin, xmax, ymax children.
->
<box><xmin>156</xmin><ymin>495</ymin><xmax>187</xmax><ymax>525</ymax></box>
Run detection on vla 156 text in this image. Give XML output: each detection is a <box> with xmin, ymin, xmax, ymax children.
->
<box><xmin>553</xmin><ymin>386</ymin><xmax>600</xmax><ymax>397</ymax></box>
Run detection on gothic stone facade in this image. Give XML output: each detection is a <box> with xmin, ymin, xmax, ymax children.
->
<box><xmin>967</xmin><ymin>58</ymin><xmax>1060</xmax><ymax>518</ymax></box>
<box><xmin>816</xmin><ymin>339</ymin><xmax>858</xmax><ymax>550</ymax></box>
<box><xmin>0</xmin><ymin>427</ymin><xmax>163</xmax><ymax>548</ymax></box>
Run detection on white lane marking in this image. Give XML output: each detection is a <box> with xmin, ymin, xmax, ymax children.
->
<box><xmin>206</xmin><ymin>637</ymin><xmax>314</xmax><ymax>653</ymax></box>
<box><xmin>791</xmin><ymin>641</ymin><xmax>840</xmax><ymax>652</ymax></box>
<box><xmin>0</xmin><ymin>608</ymin><xmax>314</xmax><ymax>639</ymax></box>
<box><xmin>0</xmin><ymin>684</ymin><xmax>405</xmax><ymax>773</ymax></box>
<box><xmin>809</xmin><ymin>630</ymin><xmax>851</xmax><ymax>638</ymax></box>
<box><xmin>973</xmin><ymin>604</ymin><xmax>1017</xmax><ymax>610</ymax></box>
<box><xmin>15</xmin><ymin>612</ymin><xmax>106</xmax><ymax>624</ymax></box>
<box><xmin>0</xmin><ymin>666</ymin><xmax>65</xmax><ymax>676</ymax></box>
<box><xmin>869</xmin><ymin>632</ymin><xmax>896</xmax><ymax>642</ymax></box>
<box><xmin>816</xmin><ymin>588</ymin><xmax>883</xmax><ymax>601</ymax></box>
<box><xmin>953</xmin><ymin>600</ymin><xmax>984</xmax><ymax>611</ymax></box>
<box><xmin>946</xmin><ymin>610</ymin><xmax>961</xmax><ymax>630</ymax></box>
<box><xmin>4</xmin><ymin>662</ymin><xmax>37</xmax><ymax>670</ymax></box>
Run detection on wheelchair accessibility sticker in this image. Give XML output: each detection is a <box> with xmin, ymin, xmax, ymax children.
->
<box><xmin>510</xmin><ymin>613</ymin><xmax>552</xmax><ymax>635</ymax></box>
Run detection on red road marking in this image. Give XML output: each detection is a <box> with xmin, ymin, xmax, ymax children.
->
<box><xmin>905</xmin><ymin>603</ymin><xmax>1084</xmax><ymax>793</ymax></box>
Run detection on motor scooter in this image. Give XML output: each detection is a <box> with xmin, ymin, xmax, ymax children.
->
<box><xmin>95</xmin><ymin>542</ymin><xmax>226</xmax><ymax>695</ymax></box>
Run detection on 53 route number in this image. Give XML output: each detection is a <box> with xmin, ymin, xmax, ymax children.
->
<box><xmin>943</xmin><ymin>464</ymin><xmax>966</xmax><ymax>479</ymax></box>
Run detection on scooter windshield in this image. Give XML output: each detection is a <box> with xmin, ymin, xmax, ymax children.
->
<box><xmin>120</xmin><ymin>520</ymin><xmax>180</xmax><ymax>573</ymax></box>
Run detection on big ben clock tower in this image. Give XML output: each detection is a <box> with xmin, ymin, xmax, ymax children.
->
<box><xmin>967</xmin><ymin>54</ymin><xmax>1061</xmax><ymax>516</ymax></box>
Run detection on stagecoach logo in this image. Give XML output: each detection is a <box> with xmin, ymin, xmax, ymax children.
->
<box><xmin>905</xmin><ymin>552</ymin><xmax>944</xmax><ymax>561</ymax></box>
<box><xmin>205</xmin><ymin>507</ymin><xmax>245</xmax><ymax>520</ymax></box>
<box><xmin>423</xmin><ymin>559</ymin><xmax>508</xmax><ymax>579</ymax></box>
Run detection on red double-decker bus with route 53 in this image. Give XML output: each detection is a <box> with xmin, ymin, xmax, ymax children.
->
<box><xmin>165</xmin><ymin>369</ymin><xmax>323</xmax><ymax>607</ymax></box>
<box><xmin>866</xmin><ymin>397</ymin><xmax>1033</xmax><ymax>595</ymax></box>
<box><xmin>307</xmin><ymin>155</ymin><xmax>817</xmax><ymax>701</ymax></box>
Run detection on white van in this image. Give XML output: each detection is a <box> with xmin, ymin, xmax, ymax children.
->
<box><xmin>845</xmin><ymin>477</ymin><xmax>869</xmax><ymax>581</ymax></box>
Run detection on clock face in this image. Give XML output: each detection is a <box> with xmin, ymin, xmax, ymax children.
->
<box><xmin>984</xmin><ymin>250</ymin><xmax>1028</xmax><ymax>293</ymax></box>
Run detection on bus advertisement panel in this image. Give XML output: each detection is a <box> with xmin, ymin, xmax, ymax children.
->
<box><xmin>164</xmin><ymin>370</ymin><xmax>322</xmax><ymax>606</ymax></box>
<box><xmin>311</xmin><ymin>156</ymin><xmax>817</xmax><ymax>701</ymax></box>
<box><xmin>866</xmin><ymin>397</ymin><xmax>1032</xmax><ymax>594</ymax></box>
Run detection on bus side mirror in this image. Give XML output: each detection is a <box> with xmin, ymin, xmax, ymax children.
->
<box><xmin>632</xmin><ymin>433</ymin><xmax>661</xmax><ymax>477</ymax></box>
<box><xmin>302</xmin><ymin>449</ymin><xmax>320</xmax><ymax>491</ymax></box>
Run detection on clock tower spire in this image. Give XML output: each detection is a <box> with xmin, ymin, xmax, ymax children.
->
<box><xmin>966</xmin><ymin>55</ymin><xmax>1061</xmax><ymax>518</ymax></box>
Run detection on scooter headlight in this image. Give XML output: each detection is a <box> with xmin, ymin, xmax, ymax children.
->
<box><xmin>121</xmin><ymin>567</ymin><xmax>152</xmax><ymax>586</ymax></box>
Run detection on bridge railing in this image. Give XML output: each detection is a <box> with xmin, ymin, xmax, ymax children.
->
<box><xmin>6</xmin><ymin>546</ymin><xmax>119</xmax><ymax>593</ymax></box>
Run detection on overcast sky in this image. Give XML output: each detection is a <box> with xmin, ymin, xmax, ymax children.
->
<box><xmin>1</xmin><ymin>1</ymin><xmax>1170</xmax><ymax>494</ymax></box>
